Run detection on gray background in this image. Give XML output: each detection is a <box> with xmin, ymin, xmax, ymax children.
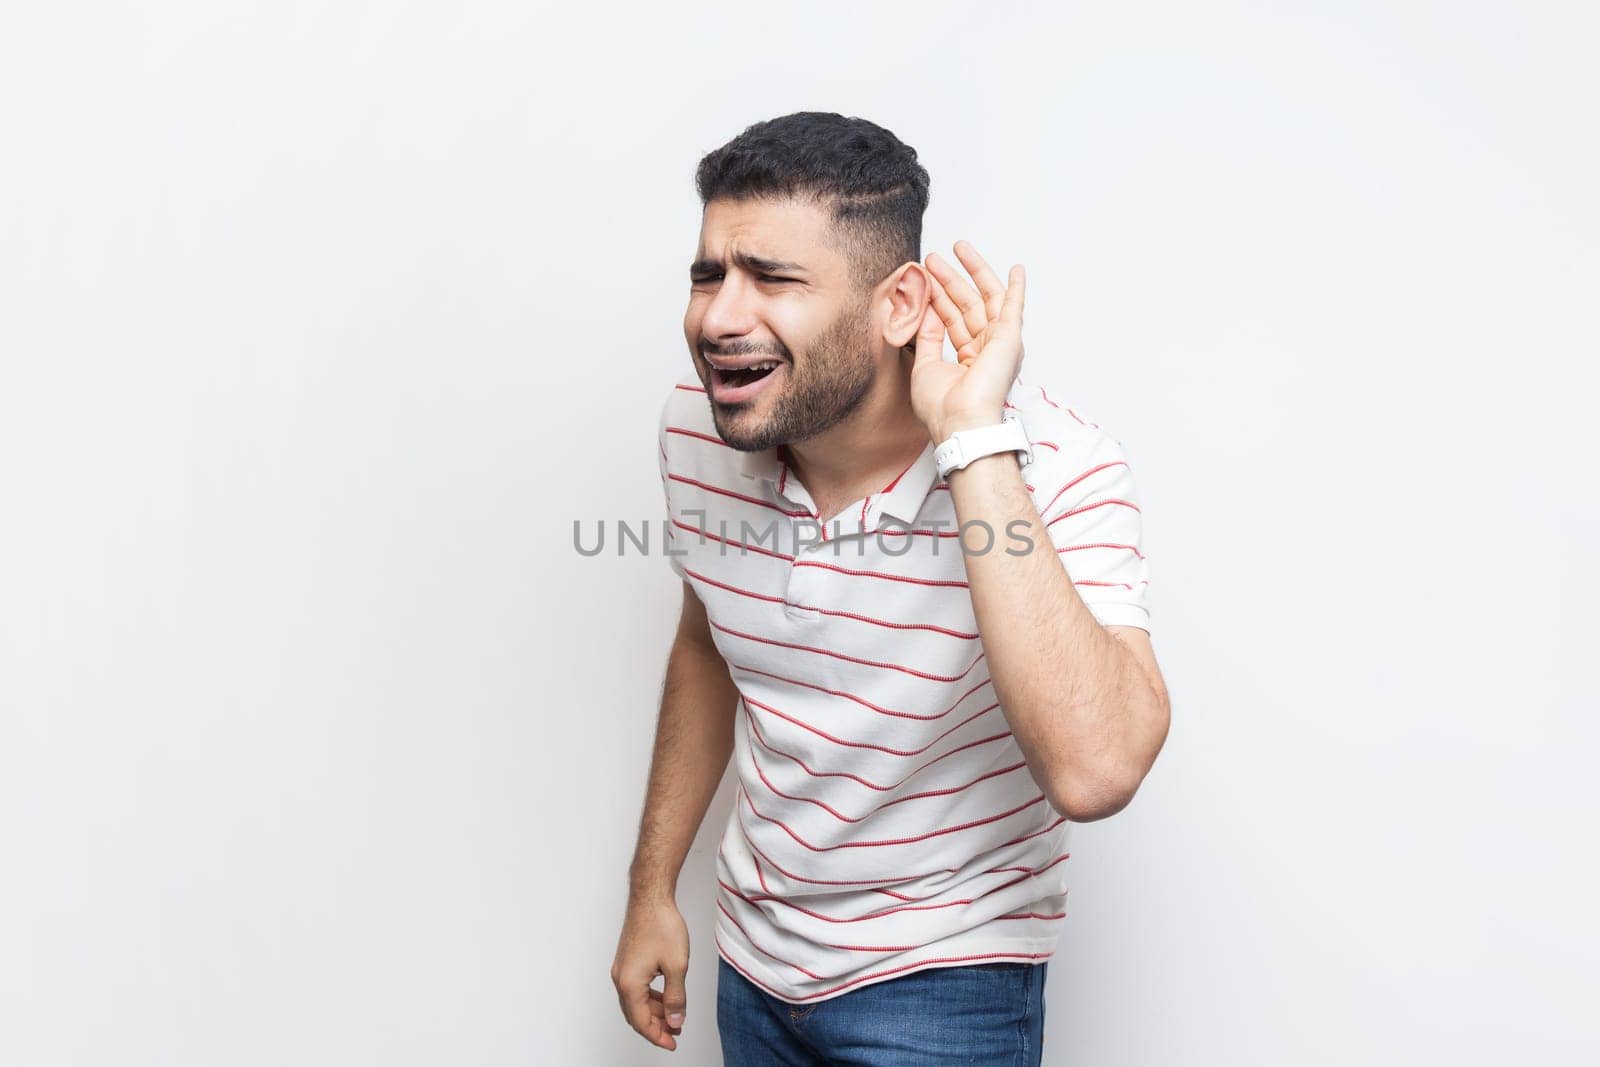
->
<box><xmin>2</xmin><ymin>1</ymin><xmax>1595</xmax><ymax>1064</ymax></box>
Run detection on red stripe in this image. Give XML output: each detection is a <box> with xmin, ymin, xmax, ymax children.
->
<box><xmin>754</xmin><ymin>851</ymin><xmax>771</xmax><ymax>892</ymax></box>
<box><xmin>683</xmin><ymin>568</ymin><xmax>792</xmax><ymax>608</ymax></box>
<box><xmin>667</xmin><ymin>471</ymin><xmax>812</xmax><ymax>517</ymax></box>
<box><xmin>745</xmin><ymin>701</ymin><xmax>1013</xmax><ymax>791</ymax></box>
<box><xmin>1043</xmin><ymin>496</ymin><xmax>1141</xmax><ymax>531</ymax></box>
<box><xmin>1036</xmin><ymin>385</ymin><xmax>1097</xmax><ymax>428</ymax></box>
<box><xmin>718</xmin><ymin>852</ymin><xmax>1068</xmax><ymax>932</ymax></box>
<box><xmin>744</xmin><ymin>713</ymin><xmax>1028</xmax><ymax>824</ymax></box>
<box><xmin>671</xmin><ymin>519</ymin><xmax>794</xmax><ymax>561</ymax></box>
<box><xmin>727</xmin><ymin>783</ymin><xmax>1070</xmax><ymax>888</ymax></box>
<box><xmin>870</xmin><ymin>886</ymin><xmax>925</xmax><ymax>902</ymax></box>
<box><xmin>742</xmin><ymin>692</ymin><xmax>1001</xmax><ymax>757</ymax></box>
<box><xmin>718</xmin><ymin>841</ymin><xmax>778</xmax><ymax>895</ymax></box>
<box><xmin>1036</xmin><ymin>460</ymin><xmax>1126</xmax><ymax>518</ymax></box>
<box><xmin>740</xmin><ymin>781</ymin><xmax>1049</xmax><ymax>852</ymax></box>
<box><xmin>856</xmin><ymin>447</ymin><xmax>925</xmax><ymax>528</ymax></box>
<box><xmin>1058</xmin><ymin>540</ymin><xmax>1146</xmax><ymax>561</ymax></box>
<box><xmin>790</xmin><ymin>558</ymin><xmax>969</xmax><ymax>589</ymax></box>
<box><xmin>732</xmin><ymin>794</ymin><xmax>963</xmax><ymax>886</ymax></box>
<box><xmin>716</xmin><ymin>900</ymin><xmax>832</xmax><ymax>978</ymax></box>
<box><xmin>710</xmin><ymin>620</ymin><xmax>986</xmax><ymax>682</ymax></box>
<box><xmin>665</xmin><ymin>425</ymin><xmax>733</xmax><ymax>448</ymax></box>
<box><xmin>729</xmin><ymin>662</ymin><xmax>996</xmax><ymax>723</ymax></box>
<box><xmin>723</xmin><ymin>880</ymin><xmax>964</xmax><ymax>931</ymax></box>
<box><xmin>682</xmin><ymin>566</ymin><xmax>979</xmax><ymax>639</ymax></box>
<box><xmin>984</xmin><ymin>852</ymin><xmax>1072</xmax><ymax>879</ymax></box>
<box><xmin>862</xmin><ymin>850</ymin><xmax>1068</xmax><ymax>906</ymax></box>
<box><xmin>715</xmin><ymin>936</ymin><xmax>805</xmax><ymax>992</ymax></box>
<box><xmin>1036</xmin><ymin>460</ymin><xmax>1128</xmax><ymax>518</ymax></box>
<box><xmin>722</xmin><ymin>877</ymin><xmax>967</xmax><ymax>927</ymax></box>
<box><xmin>1002</xmin><ymin>813</ymin><xmax>1071</xmax><ymax>846</ymax></box>
<box><xmin>881</xmin><ymin>448</ymin><xmax>921</xmax><ymax>492</ymax></box>
<box><xmin>721</xmin><ymin>890</ymin><xmax>962</xmax><ymax>953</ymax></box>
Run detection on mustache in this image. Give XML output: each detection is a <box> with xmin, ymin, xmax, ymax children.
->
<box><xmin>701</xmin><ymin>340</ymin><xmax>788</xmax><ymax>360</ymax></box>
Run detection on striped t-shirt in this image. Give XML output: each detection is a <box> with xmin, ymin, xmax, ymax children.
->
<box><xmin>655</xmin><ymin>369</ymin><xmax>1152</xmax><ymax>1004</ymax></box>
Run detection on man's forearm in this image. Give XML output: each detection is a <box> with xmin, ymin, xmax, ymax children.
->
<box><xmin>945</xmin><ymin>448</ymin><xmax>1164</xmax><ymax>818</ymax></box>
<box><xmin>626</xmin><ymin>636</ymin><xmax>740</xmax><ymax>903</ymax></box>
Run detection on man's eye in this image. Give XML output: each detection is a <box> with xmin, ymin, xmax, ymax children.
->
<box><xmin>692</xmin><ymin>273</ymin><xmax>794</xmax><ymax>284</ymax></box>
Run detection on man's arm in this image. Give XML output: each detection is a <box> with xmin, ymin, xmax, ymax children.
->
<box><xmin>945</xmin><ymin>445</ymin><xmax>1169</xmax><ymax>823</ymax></box>
<box><xmin>612</xmin><ymin>580</ymin><xmax>738</xmax><ymax>1052</ymax></box>
<box><xmin>912</xmin><ymin>244</ymin><xmax>1168</xmax><ymax>824</ymax></box>
<box><xmin>626</xmin><ymin>580</ymin><xmax>740</xmax><ymax>903</ymax></box>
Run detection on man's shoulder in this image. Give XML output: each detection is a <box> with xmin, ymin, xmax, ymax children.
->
<box><xmin>657</xmin><ymin>370</ymin><xmax>739</xmax><ymax>486</ymax></box>
<box><xmin>1004</xmin><ymin>376</ymin><xmax>1125</xmax><ymax>462</ymax></box>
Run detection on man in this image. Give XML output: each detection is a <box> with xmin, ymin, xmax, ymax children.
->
<box><xmin>612</xmin><ymin>111</ymin><xmax>1170</xmax><ymax>1064</ymax></box>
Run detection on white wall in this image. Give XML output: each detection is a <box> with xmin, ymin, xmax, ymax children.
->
<box><xmin>2</xmin><ymin>2</ymin><xmax>1595</xmax><ymax>1064</ymax></box>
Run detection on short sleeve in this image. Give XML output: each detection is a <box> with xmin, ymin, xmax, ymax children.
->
<box><xmin>657</xmin><ymin>399</ymin><xmax>688</xmax><ymax>581</ymax></box>
<box><xmin>1032</xmin><ymin>432</ymin><xmax>1151</xmax><ymax>631</ymax></box>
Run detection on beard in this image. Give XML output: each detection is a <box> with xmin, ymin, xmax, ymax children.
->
<box><xmin>710</xmin><ymin>293</ymin><xmax>879</xmax><ymax>453</ymax></box>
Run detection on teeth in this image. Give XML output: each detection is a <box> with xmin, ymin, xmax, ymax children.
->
<box><xmin>722</xmin><ymin>361</ymin><xmax>779</xmax><ymax>373</ymax></box>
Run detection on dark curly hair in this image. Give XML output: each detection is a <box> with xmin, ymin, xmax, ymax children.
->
<box><xmin>694</xmin><ymin>111</ymin><xmax>931</xmax><ymax>297</ymax></box>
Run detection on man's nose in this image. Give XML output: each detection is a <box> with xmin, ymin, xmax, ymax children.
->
<box><xmin>699</xmin><ymin>274</ymin><xmax>760</xmax><ymax>341</ymax></box>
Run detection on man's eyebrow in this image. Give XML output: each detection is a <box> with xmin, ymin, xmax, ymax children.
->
<box><xmin>689</xmin><ymin>250</ymin><xmax>808</xmax><ymax>277</ymax></box>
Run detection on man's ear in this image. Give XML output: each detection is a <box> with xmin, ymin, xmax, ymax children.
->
<box><xmin>881</xmin><ymin>261</ymin><xmax>933</xmax><ymax>351</ymax></box>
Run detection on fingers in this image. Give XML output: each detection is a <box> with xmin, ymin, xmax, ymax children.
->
<box><xmin>924</xmin><ymin>252</ymin><xmax>988</xmax><ymax>342</ymax></box>
<box><xmin>617</xmin><ymin>972</ymin><xmax>677</xmax><ymax>1051</ymax></box>
<box><xmin>1000</xmin><ymin>263</ymin><xmax>1025</xmax><ymax>327</ymax></box>
<box><xmin>926</xmin><ymin>242</ymin><xmax>1022</xmax><ymax>368</ymax></box>
<box><xmin>912</xmin><ymin>304</ymin><xmax>946</xmax><ymax>370</ymax></box>
<box><xmin>927</xmin><ymin>276</ymin><xmax>982</xmax><ymax>365</ymax></box>
<box><xmin>662</xmin><ymin>960</ymin><xmax>689</xmax><ymax>1034</ymax></box>
<box><xmin>646</xmin><ymin>988</ymin><xmax>680</xmax><ymax>1038</ymax></box>
<box><xmin>924</xmin><ymin>273</ymin><xmax>971</xmax><ymax>354</ymax></box>
<box><xmin>951</xmin><ymin>240</ymin><xmax>1008</xmax><ymax>320</ymax></box>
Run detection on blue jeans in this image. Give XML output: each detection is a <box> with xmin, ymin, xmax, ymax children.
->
<box><xmin>716</xmin><ymin>955</ymin><xmax>1048</xmax><ymax>1066</ymax></box>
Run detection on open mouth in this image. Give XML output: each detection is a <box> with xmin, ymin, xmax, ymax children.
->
<box><xmin>718</xmin><ymin>364</ymin><xmax>777</xmax><ymax>387</ymax></box>
<box><xmin>710</xmin><ymin>361</ymin><xmax>784</xmax><ymax>399</ymax></box>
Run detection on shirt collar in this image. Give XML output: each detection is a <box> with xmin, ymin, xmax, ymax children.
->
<box><xmin>872</xmin><ymin>440</ymin><xmax>939</xmax><ymax>523</ymax></box>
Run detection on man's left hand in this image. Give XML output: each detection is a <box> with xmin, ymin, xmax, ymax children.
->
<box><xmin>907</xmin><ymin>239</ymin><xmax>1027</xmax><ymax>442</ymax></box>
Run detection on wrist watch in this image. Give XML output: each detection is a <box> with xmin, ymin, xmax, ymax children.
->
<box><xmin>934</xmin><ymin>408</ymin><xmax>1033</xmax><ymax>479</ymax></box>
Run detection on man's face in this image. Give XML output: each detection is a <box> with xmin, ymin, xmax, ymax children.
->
<box><xmin>684</xmin><ymin>196</ymin><xmax>883</xmax><ymax>452</ymax></box>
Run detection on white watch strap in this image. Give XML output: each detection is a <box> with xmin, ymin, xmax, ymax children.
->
<box><xmin>934</xmin><ymin>409</ymin><xmax>1033</xmax><ymax>478</ymax></box>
